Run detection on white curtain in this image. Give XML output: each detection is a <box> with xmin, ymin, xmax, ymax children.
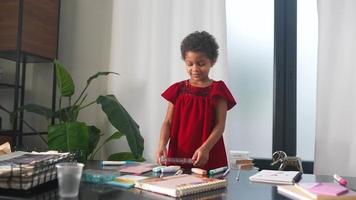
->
<box><xmin>315</xmin><ymin>0</ymin><xmax>356</xmax><ymax>176</ymax></box>
<box><xmin>104</xmin><ymin>0</ymin><xmax>228</xmax><ymax>163</ymax></box>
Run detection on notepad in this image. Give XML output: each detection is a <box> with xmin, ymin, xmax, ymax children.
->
<box><xmin>249</xmin><ymin>170</ymin><xmax>302</xmax><ymax>184</ymax></box>
<box><xmin>135</xmin><ymin>174</ymin><xmax>227</xmax><ymax>197</ymax></box>
<box><xmin>106</xmin><ymin>175</ymin><xmax>148</xmax><ymax>189</ymax></box>
<box><xmin>296</xmin><ymin>183</ymin><xmax>349</xmax><ymax>197</ymax></box>
<box><xmin>278</xmin><ymin>184</ymin><xmax>356</xmax><ymax>200</ymax></box>
<box><xmin>119</xmin><ymin>163</ymin><xmax>155</xmax><ymax>174</ymax></box>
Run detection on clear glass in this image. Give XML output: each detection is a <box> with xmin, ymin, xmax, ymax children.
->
<box><xmin>56</xmin><ymin>162</ymin><xmax>84</xmax><ymax>197</ymax></box>
<box><xmin>297</xmin><ymin>0</ymin><xmax>318</xmax><ymax>161</ymax></box>
<box><xmin>226</xmin><ymin>0</ymin><xmax>274</xmax><ymax>159</ymax></box>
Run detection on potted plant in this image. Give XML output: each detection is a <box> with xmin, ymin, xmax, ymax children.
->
<box><xmin>18</xmin><ymin>60</ymin><xmax>144</xmax><ymax>161</ymax></box>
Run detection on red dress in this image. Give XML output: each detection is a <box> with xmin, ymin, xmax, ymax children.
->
<box><xmin>162</xmin><ymin>80</ymin><xmax>237</xmax><ymax>170</ymax></box>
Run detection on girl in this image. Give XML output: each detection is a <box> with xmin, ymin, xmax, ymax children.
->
<box><xmin>156</xmin><ymin>31</ymin><xmax>236</xmax><ymax>170</ymax></box>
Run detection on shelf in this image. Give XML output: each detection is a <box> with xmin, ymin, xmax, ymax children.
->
<box><xmin>0</xmin><ymin>51</ymin><xmax>53</xmax><ymax>63</ymax></box>
<box><xmin>0</xmin><ymin>83</ymin><xmax>23</xmax><ymax>89</ymax></box>
<box><xmin>0</xmin><ymin>130</ymin><xmax>48</xmax><ymax>136</ymax></box>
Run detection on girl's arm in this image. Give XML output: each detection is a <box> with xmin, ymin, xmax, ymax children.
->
<box><xmin>192</xmin><ymin>98</ymin><xmax>228</xmax><ymax>167</ymax></box>
<box><xmin>156</xmin><ymin>102</ymin><xmax>174</xmax><ymax>164</ymax></box>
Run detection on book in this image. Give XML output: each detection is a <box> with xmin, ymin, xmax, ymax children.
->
<box><xmin>106</xmin><ymin>175</ymin><xmax>149</xmax><ymax>189</ymax></box>
<box><xmin>249</xmin><ymin>170</ymin><xmax>302</xmax><ymax>184</ymax></box>
<box><xmin>277</xmin><ymin>185</ymin><xmax>313</xmax><ymax>200</ymax></box>
<box><xmin>236</xmin><ymin>158</ymin><xmax>253</xmax><ymax>165</ymax></box>
<box><xmin>278</xmin><ymin>184</ymin><xmax>356</xmax><ymax>200</ymax></box>
<box><xmin>119</xmin><ymin>163</ymin><xmax>155</xmax><ymax>174</ymax></box>
<box><xmin>82</xmin><ymin>169</ymin><xmax>121</xmax><ymax>184</ymax></box>
<box><xmin>296</xmin><ymin>183</ymin><xmax>356</xmax><ymax>199</ymax></box>
<box><xmin>135</xmin><ymin>174</ymin><xmax>227</xmax><ymax>197</ymax></box>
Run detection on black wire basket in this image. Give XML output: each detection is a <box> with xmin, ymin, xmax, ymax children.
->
<box><xmin>0</xmin><ymin>152</ymin><xmax>76</xmax><ymax>191</ymax></box>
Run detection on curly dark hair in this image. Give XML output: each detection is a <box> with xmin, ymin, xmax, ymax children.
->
<box><xmin>180</xmin><ymin>31</ymin><xmax>219</xmax><ymax>63</ymax></box>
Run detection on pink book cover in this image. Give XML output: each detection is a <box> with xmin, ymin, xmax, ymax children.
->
<box><xmin>119</xmin><ymin>163</ymin><xmax>155</xmax><ymax>174</ymax></box>
<box><xmin>300</xmin><ymin>183</ymin><xmax>349</xmax><ymax>196</ymax></box>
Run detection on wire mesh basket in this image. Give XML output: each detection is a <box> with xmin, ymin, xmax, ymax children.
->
<box><xmin>0</xmin><ymin>152</ymin><xmax>76</xmax><ymax>190</ymax></box>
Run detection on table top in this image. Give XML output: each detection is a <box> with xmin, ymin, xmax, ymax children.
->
<box><xmin>1</xmin><ymin>161</ymin><xmax>355</xmax><ymax>200</ymax></box>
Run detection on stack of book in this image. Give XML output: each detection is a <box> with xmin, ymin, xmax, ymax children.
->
<box><xmin>230</xmin><ymin>150</ymin><xmax>255</xmax><ymax>170</ymax></box>
<box><xmin>236</xmin><ymin>158</ymin><xmax>255</xmax><ymax>170</ymax></box>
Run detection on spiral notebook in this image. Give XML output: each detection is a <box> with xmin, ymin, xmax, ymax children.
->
<box><xmin>135</xmin><ymin>174</ymin><xmax>227</xmax><ymax>197</ymax></box>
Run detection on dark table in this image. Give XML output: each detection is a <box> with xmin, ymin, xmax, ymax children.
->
<box><xmin>1</xmin><ymin>161</ymin><xmax>355</xmax><ymax>200</ymax></box>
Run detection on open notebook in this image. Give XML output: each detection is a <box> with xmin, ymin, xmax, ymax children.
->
<box><xmin>249</xmin><ymin>170</ymin><xmax>302</xmax><ymax>184</ymax></box>
<box><xmin>135</xmin><ymin>174</ymin><xmax>227</xmax><ymax>197</ymax></box>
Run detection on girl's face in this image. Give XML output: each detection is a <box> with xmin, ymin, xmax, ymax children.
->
<box><xmin>184</xmin><ymin>51</ymin><xmax>214</xmax><ymax>83</ymax></box>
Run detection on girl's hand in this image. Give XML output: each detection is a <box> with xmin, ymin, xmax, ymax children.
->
<box><xmin>192</xmin><ymin>147</ymin><xmax>209</xmax><ymax>167</ymax></box>
<box><xmin>156</xmin><ymin>147</ymin><xmax>167</xmax><ymax>165</ymax></box>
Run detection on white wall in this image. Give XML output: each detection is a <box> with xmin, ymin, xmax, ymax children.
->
<box><xmin>58</xmin><ymin>0</ymin><xmax>114</xmax><ymax>158</ymax></box>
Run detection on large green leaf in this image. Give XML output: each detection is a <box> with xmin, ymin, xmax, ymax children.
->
<box><xmin>88</xmin><ymin>125</ymin><xmax>100</xmax><ymax>155</ymax></box>
<box><xmin>48</xmin><ymin>122</ymin><xmax>89</xmax><ymax>160</ymax></box>
<box><xmin>54</xmin><ymin>59</ymin><xmax>75</xmax><ymax>97</ymax></box>
<box><xmin>97</xmin><ymin>95</ymin><xmax>144</xmax><ymax>158</ymax></box>
<box><xmin>21</xmin><ymin>104</ymin><xmax>53</xmax><ymax>119</ymax></box>
<box><xmin>87</xmin><ymin>72</ymin><xmax>119</xmax><ymax>85</ymax></box>
<box><xmin>103</xmin><ymin>131</ymin><xmax>124</xmax><ymax>144</ymax></box>
<box><xmin>108</xmin><ymin>152</ymin><xmax>145</xmax><ymax>162</ymax></box>
<box><xmin>53</xmin><ymin>105</ymin><xmax>79</xmax><ymax>121</ymax></box>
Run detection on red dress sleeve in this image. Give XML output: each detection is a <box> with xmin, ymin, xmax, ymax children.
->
<box><xmin>211</xmin><ymin>81</ymin><xmax>237</xmax><ymax>110</ymax></box>
<box><xmin>161</xmin><ymin>82</ymin><xmax>182</xmax><ymax>104</ymax></box>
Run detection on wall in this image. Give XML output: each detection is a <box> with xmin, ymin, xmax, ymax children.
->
<box><xmin>58</xmin><ymin>0</ymin><xmax>114</xmax><ymax>158</ymax></box>
<box><xmin>0</xmin><ymin>0</ymin><xmax>113</xmax><ymax>155</ymax></box>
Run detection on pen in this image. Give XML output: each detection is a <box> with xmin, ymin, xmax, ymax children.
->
<box><xmin>100</xmin><ymin>161</ymin><xmax>135</xmax><ymax>166</ymax></box>
<box><xmin>208</xmin><ymin>166</ymin><xmax>228</xmax><ymax>175</ymax></box>
<box><xmin>222</xmin><ymin>168</ymin><xmax>230</xmax><ymax>177</ymax></box>
<box><xmin>333</xmin><ymin>174</ymin><xmax>348</xmax><ymax>186</ymax></box>
<box><xmin>236</xmin><ymin>166</ymin><xmax>241</xmax><ymax>181</ymax></box>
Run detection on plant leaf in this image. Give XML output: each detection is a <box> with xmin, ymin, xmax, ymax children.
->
<box><xmin>54</xmin><ymin>59</ymin><xmax>75</xmax><ymax>97</ymax></box>
<box><xmin>87</xmin><ymin>125</ymin><xmax>101</xmax><ymax>156</ymax></box>
<box><xmin>108</xmin><ymin>152</ymin><xmax>145</xmax><ymax>162</ymax></box>
<box><xmin>97</xmin><ymin>95</ymin><xmax>144</xmax><ymax>158</ymax></box>
<box><xmin>87</xmin><ymin>72</ymin><xmax>119</xmax><ymax>85</ymax></box>
<box><xmin>48</xmin><ymin>121</ymin><xmax>89</xmax><ymax>161</ymax></box>
<box><xmin>20</xmin><ymin>104</ymin><xmax>53</xmax><ymax>119</ymax></box>
<box><xmin>103</xmin><ymin>131</ymin><xmax>124</xmax><ymax>144</ymax></box>
<box><xmin>53</xmin><ymin>105</ymin><xmax>79</xmax><ymax>121</ymax></box>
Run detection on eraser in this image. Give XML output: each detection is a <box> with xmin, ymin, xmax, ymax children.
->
<box><xmin>191</xmin><ymin>168</ymin><xmax>207</xmax><ymax>175</ymax></box>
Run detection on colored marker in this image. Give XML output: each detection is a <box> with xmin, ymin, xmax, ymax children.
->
<box><xmin>208</xmin><ymin>166</ymin><xmax>228</xmax><ymax>175</ymax></box>
<box><xmin>160</xmin><ymin>165</ymin><xmax>181</xmax><ymax>173</ymax></box>
<box><xmin>334</xmin><ymin>174</ymin><xmax>348</xmax><ymax>186</ymax></box>
<box><xmin>191</xmin><ymin>168</ymin><xmax>207</xmax><ymax>175</ymax></box>
<box><xmin>152</xmin><ymin>166</ymin><xmax>166</xmax><ymax>173</ymax></box>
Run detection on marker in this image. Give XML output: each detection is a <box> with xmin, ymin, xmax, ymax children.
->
<box><xmin>160</xmin><ymin>165</ymin><xmax>181</xmax><ymax>173</ymax></box>
<box><xmin>152</xmin><ymin>166</ymin><xmax>166</xmax><ymax>173</ymax></box>
<box><xmin>100</xmin><ymin>161</ymin><xmax>135</xmax><ymax>166</ymax></box>
<box><xmin>333</xmin><ymin>174</ymin><xmax>348</xmax><ymax>186</ymax></box>
<box><xmin>191</xmin><ymin>168</ymin><xmax>207</xmax><ymax>175</ymax></box>
<box><xmin>208</xmin><ymin>166</ymin><xmax>228</xmax><ymax>175</ymax></box>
